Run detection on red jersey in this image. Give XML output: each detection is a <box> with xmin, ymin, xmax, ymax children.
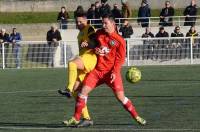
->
<box><xmin>95</xmin><ymin>29</ymin><xmax>126</xmax><ymax>74</ymax></box>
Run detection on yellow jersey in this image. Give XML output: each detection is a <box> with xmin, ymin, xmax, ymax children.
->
<box><xmin>77</xmin><ymin>24</ymin><xmax>96</xmax><ymax>55</ymax></box>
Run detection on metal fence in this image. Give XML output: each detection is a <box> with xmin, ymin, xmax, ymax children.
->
<box><xmin>60</xmin><ymin>15</ymin><xmax>200</xmax><ymax>29</ymax></box>
<box><xmin>0</xmin><ymin>41</ymin><xmax>79</xmax><ymax>69</ymax></box>
<box><xmin>127</xmin><ymin>36</ymin><xmax>200</xmax><ymax>66</ymax></box>
<box><xmin>0</xmin><ymin>37</ymin><xmax>200</xmax><ymax>69</ymax></box>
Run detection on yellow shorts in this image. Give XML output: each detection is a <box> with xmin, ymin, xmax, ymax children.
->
<box><xmin>78</xmin><ymin>51</ymin><xmax>97</xmax><ymax>82</ymax></box>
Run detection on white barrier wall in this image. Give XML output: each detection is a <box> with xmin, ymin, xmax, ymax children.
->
<box><xmin>0</xmin><ymin>0</ymin><xmax>199</xmax><ymax>12</ymax></box>
<box><xmin>0</xmin><ymin>37</ymin><xmax>200</xmax><ymax>69</ymax></box>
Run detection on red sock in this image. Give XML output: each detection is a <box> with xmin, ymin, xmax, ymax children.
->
<box><xmin>74</xmin><ymin>96</ymin><xmax>86</xmax><ymax>121</ymax></box>
<box><xmin>123</xmin><ymin>99</ymin><xmax>138</xmax><ymax>118</ymax></box>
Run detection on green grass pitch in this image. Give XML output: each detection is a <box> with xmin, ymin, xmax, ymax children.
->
<box><xmin>0</xmin><ymin>65</ymin><xmax>200</xmax><ymax>132</ymax></box>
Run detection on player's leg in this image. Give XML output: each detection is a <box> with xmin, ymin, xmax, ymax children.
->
<box><xmin>58</xmin><ymin>57</ymin><xmax>84</xmax><ymax>97</ymax></box>
<box><xmin>107</xmin><ymin>73</ymin><xmax>146</xmax><ymax>125</ymax></box>
<box><xmin>63</xmin><ymin>85</ymin><xmax>93</xmax><ymax>126</ymax></box>
<box><xmin>63</xmin><ymin>70</ymin><xmax>100</xmax><ymax>126</ymax></box>
<box><xmin>72</xmin><ymin>80</ymin><xmax>93</xmax><ymax>125</ymax></box>
<box><xmin>114</xmin><ymin>91</ymin><xmax>146</xmax><ymax>125</ymax></box>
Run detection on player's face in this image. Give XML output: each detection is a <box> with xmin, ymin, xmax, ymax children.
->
<box><xmin>102</xmin><ymin>18</ymin><xmax>115</xmax><ymax>34</ymax></box>
<box><xmin>76</xmin><ymin>17</ymin><xmax>87</xmax><ymax>30</ymax></box>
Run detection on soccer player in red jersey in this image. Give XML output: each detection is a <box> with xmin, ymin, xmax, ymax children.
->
<box><xmin>63</xmin><ymin>14</ymin><xmax>146</xmax><ymax>127</ymax></box>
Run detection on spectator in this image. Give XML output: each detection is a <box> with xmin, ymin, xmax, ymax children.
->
<box><xmin>186</xmin><ymin>26</ymin><xmax>199</xmax><ymax>58</ymax></box>
<box><xmin>119</xmin><ymin>19</ymin><xmax>133</xmax><ymax>57</ymax></box>
<box><xmin>119</xmin><ymin>19</ymin><xmax>133</xmax><ymax>39</ymax></box>
<box><xmin>159</xmin><ymin>1</ymin><xmax>174</xmax><ymax>26</ymax></box>
<box><xmin>155</xmin><ymin>26</ymin><xmax>169</xmax><ymax>59</ymax></box>
<box><xmin>0</xmin><ymin>28</ymin><xmax>10</xmax><ymax>68</ymax></box>
<box><xmin>184</xmin><ymin>0</ymin><xmax>197</xmax><ymax>26</ymax></box>
<box><xmin>46</xmin><ymin>25</ymin><xmax>62</xmax><ymax>67</ymax></box>
<box><xmin>99</xmin><ymin>0</ymin><xmax>111</xmax><ymax>17</ymax></box>
<box><xmin>121</xmin><ymin>0</ymin><xmax>132</xmax><ymax>18</ymax></box>
<box><xmin>74</xmin><ymin>6</ymin><xmax>84</xmax><ymax>19</ymax></box>
<box><xmin>57</xmin><ymin>6</ymin><xmax>69</xmax><ymax>29</ymax></box>
<box><xmin>138</xmin><ymin>0</ymin><xmax>151</xmax><ymax>27</ymax></box>
<box><xmin>170</xmin><ymin>26</ymin><xmax>184</xmax><ymax>59</ymax></box>
<box><xmin>10</xmin><ymin>28</ymin><xmax>22</xmax><ymax>69</ymax></box>
<box><xmin>112</xmin><ymin>4</ymin><xmax>122</xmax><ymax>25</ymax></box>
<box><xmin>87</xmin><ymin>4</ymin><xmax>96</xmax><ymax>25</ymax></box>
<box><xmin>142</xmin><ymin>27</ymin><xmax>154</xmax><ymax>59</ymax></box>
<box><xmin>94</xmin><ymin>1</ymin><xmax>102</xmax><ymax>28</ymax></box>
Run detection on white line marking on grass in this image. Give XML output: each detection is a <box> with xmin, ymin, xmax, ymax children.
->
<box><xmin>0</xmin><ymin>126</ymin><xmax>200</xmax><ymax>131</ymax></box>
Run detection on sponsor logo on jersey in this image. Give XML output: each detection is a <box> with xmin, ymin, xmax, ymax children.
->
<box><xmin>109</xmin><ymin>40</ymin><xmax>115</xmax><ymax>46</ymax></box>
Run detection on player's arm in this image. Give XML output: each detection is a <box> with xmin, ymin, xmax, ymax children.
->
<box><xmin>87</xmin><ymin>26</ymin><xmax>98</xmax><ymax>49</ymax></box>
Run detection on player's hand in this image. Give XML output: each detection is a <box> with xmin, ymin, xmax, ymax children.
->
<box><xmin>110</xmin><ymin>73</ymin><xmax>116</xmax><ymax>83</ymax></box>
<box><xmin>81</xmin><ymin>41</ymin><xmax>88</xmax><ymax>48</ymax></box>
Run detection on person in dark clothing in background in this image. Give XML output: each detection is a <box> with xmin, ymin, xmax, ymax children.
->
<box><xmin>155</xmin><ymin>26</ymin><xmax>169</xmax><ymax>59</ymax></box>
<box><xmin>10</xmin><ymin>28</ymin><xmax>22</xmax><ymax>69</ymax></box>
<box><xmin>119</xmin><ymin>19</ymin><xmax>133</xmax><ymax>58</ymax></box>
<box><xmin>46</xmin><ymin>25</ymin><xmax>62</xmax><ymax>67</ymax></box>
<box><xmin>159</xmin><ymin>1</ymin><xmax>174</xmax><ymax>26</ymax></box>
<box><xmin>184</xmin><ymin>0</ymin><xmax>198</xmax><ymax>26</ymax></box>
<box><xmin>112</xmin><ymin>3</ymin><xmax>122</xmax><ymax>26</ymax></box>
<box><xmin>74</xmin><ymin>6</ymin><xmax>84</xmax><ymax>19</ymax></box>
<box><xmin>138</xmin><ymin>0</ymin><xmax>151</xmax><ymax>27</ymax></box>
<box><xmin>185</xmin><ymin>26</ymin><xmax>199</xmax><ymax>58</ymax></box>
<box><xmin>87</xmin><ymin>4</ymin><xmax>96</xmax><ymax>25</ymax></box>
<box><xmin>57</xmin><ymin>6</ymin><xmax>69</xmax><ymax>29</ymax></box>
<box><xmin>142</xmin><ymin>27</ymin><xmax>154</xmax><ymax>59</ymax></box>
<box><xmin>119</xmin><ymin>19</ymin><xmax>133</xmax><ymax>39</ymax></box>
<box><xmin>170</xmin><ymin>26</ymin><xmax>184</xmax><ymax>59</ymax></box>
<box><xmin>100</xmin><ymin>0</ymin><xmax>111</xmax><ymax>17</ymax></box>
<box><xmin>94</xmin><ymin>1</ymin><xmax>102</xmax><ymax>28</ymax></box>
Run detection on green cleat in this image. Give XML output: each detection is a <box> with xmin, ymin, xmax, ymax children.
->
<box><xmin>63</xmin><ymin>117</ymin><xmax>80</xmax><ymax>127</ymax></box>
<box><xmin>135</xmin><ymin>116</ymin><xmax>147</xmax><ymax>125</ymax></box>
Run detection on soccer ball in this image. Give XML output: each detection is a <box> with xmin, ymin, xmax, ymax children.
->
<box><xmin>126</xmin><ymin>67</ymin><xmax>141</xmax><ymax>83</ymax></box>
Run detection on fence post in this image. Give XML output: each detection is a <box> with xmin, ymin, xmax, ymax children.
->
<box><xmin>190</xmin><ymin>37</ymin><xmax>193</xmax><ymax>64</ymax></box>
<box><xmin>2</xmin><ymin>43</ymin><xmax>5</xmax><ymax>69</ymax></box>
<box><xmin>127</xmin><ymin>39</ymin><xmax>130</xmax><ymax>66</ymax></box>
<box><xmin>149</xmin><ymin>17</ymin><xmax>151</xmax><ymax>27</ymax></box>
<box><xmin>64</xmin><ymin>41</ymin><xmax>67</xmax><ymax>68</ymax></box>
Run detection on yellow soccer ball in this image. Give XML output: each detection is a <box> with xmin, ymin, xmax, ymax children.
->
<box><xmin>126</xmin><ymin>67</ymin><xmax>141</xmax><ymax>83</ymax></box>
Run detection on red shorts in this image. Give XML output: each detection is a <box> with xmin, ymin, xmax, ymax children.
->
<box><xmin>83</xmin><ymin>69</ymin><xmax>124</xmax><ymax>93</ymax></box>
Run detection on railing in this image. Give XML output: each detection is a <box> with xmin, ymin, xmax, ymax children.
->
<box><xmin>0</xmin><ymin>40</ymin><xmax>79</xmax><ymax>69</ymax></box>
<box><xmin>0</xmin><ymin>37</ymin><xmax>200</xmax><ymax>69</ymax></box>
<box><xmin>59</xmin><ymin>15</ymin><xmax>200</xmax><ymax>29</ymax></box>
<box><xmin>126</xmin><ymin>36</ymin><xmax>200</xmax><ymax>66</ymax></box>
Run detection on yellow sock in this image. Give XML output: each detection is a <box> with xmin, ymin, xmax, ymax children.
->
<box><xmin>82</xmin><ymin>106</ymin><xmax>91</xmax><ymax>120</ymax></box>
<box><xmin>72</xmin><ymin>92</ymin><xmax>91</xmax><ymax>120</ymax></box>
<box><xmin>67</xmin><ymin>62</ymin><xmax>77</xmax><ymax>92</ymax></box>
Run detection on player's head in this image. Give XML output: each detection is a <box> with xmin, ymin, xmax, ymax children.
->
<box><xmin>76</xmin><ymin>12</ymin><xmax>88</xmax><ymax>30</ymax></box>
<box><xmin>102</xmin><ymin>14</ymin><xmax>116</xmax><ymax>34</ymax></box>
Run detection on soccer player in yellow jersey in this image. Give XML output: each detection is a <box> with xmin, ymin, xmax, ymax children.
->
<box><xmin>58</xmin><ymin>12</ymin><xmax>97</xmax><ymax>127</ymax></box>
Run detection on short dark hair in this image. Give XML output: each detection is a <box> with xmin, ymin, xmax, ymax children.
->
<box><xmin>76</xmin><ymin>11</ymin><xmax>87</xmax><ymax>18</ymax></box>
<box><xmin>102</xmin><ymin>14</ymin><xmax>115</xmax><ymax>22</ymax></box>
